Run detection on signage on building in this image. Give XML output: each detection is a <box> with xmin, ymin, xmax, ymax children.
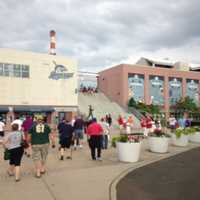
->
<box><xmin>49</xmin><ymin>61</ymin><xmax>74</xmax><ymax>80</ymax></box>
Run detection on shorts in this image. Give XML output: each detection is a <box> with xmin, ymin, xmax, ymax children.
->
<box><xmin>0</xmin><ymin>131</ymin><xmax>4</xmax><ymax>137</ymax></box>
<box><xmin>60</xmin><ymin>137</ymin><xmax>72</xmax><ymax>148</ymax></box>
<box><xmin>9</xmin><ymin>147</ymin><xmax>24</xmax><ymax>166</ymax></box>
<box><xmin>32</xmin><ymin>144</ymin><xmax>49</xmax><ymax>163</ymax></box>
<box><xmin>74</xmin><ymin>129</ymin><xmax>83</xmax><ymax>139</ymax></box>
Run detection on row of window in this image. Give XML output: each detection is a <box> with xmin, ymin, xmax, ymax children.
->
<box><xmin>0</xmin><ymin>63</ymin><xmax>30</xmax><ymax>78</ymax></box>
<box><xmin>128</xmin><ymin>74</ymin><xmax>200</xmax><ymax>105</ymax></box>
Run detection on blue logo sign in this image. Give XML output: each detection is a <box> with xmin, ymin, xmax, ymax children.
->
<box><xmin>49</xmin><ymin>61</ymin><xmax>74</xmax><ymax>80</ymax></box>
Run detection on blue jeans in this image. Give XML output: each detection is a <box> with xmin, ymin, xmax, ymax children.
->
<box><xmin>102</xmin><ymin>135</ymin><xmax>108</xmax><ymax>149</ymax></box>
<box><xmin>74</xmin><ymin>129</ymin><xmax>83</xmax><ymax>146</ymax></box>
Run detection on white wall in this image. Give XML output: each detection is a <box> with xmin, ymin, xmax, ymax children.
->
<box><xmin>0</xmin><ymin>49</ymin><xmax>78</xmax><ymax>107</ymax></box>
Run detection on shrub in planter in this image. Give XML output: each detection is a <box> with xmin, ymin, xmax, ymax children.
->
<box><xmin>148</xmin><ymin>129</ymin><xmax>170</xmax><ymax>153</ymax></box>
<box><xmin>172</xmin><ymin>127</ymin><xmax>195</xmax><ymax>147</ymax></box>
<box><xmin>112</xmin><ymin>134</ymin><xmax>143</xmax><ymax>163</ymax></box>
<box><xmin>175</xmin><ymin>127</ymin><xmax>196</xmax><ymax>138</ymax></box>
<box><xmin>189</xmin><ymin>126</ymin><xmax>200</xmax><ymax>143</ymax></box>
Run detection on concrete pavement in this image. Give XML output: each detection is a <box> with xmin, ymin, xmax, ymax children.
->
<box><xmin>117</xmin><ymin>147</ymin><xmax>200</xmax><ymax>200</ymax></box>
<box><xmin>0</xmin><ymin>137</ymin><xmax>200</xmax><ymax>200</ymax></box>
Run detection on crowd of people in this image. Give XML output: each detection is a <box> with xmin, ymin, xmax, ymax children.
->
<box><xmin>79</xmin><ymin>86</ymin><xmax>98</xmax><ymax>94</ymax></box>
<box><xmin>117</xmin><ymin>115</ymin><xmax>134</xmax><ymax>134</ymax></box>
<box><xmin>0</xmin><ymin>114</ymin><xmax>112</xmax><ymax>182</ymax></box>
<box><xmin>0</xmin><ymin>111</ymin><xmax>193</xmax><ymax>182</ymax></box>
<box><xmin>140</xmin><ymin>112</ymin><xmax>192</xmax><ymax>136</ymax></box>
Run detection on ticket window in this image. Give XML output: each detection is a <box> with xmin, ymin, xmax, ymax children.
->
<box><xmin>58</xmin><ymin>112</ymin><xmax>65</xmax><ymax>123</ymax></box>
<box><xmin>58</xmin><ymin>112</ymin><xmax>76</xmax><ymax>123</ymax></box>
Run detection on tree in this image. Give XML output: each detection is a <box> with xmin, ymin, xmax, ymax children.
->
<box><xmin>175</xmin><ymin>96</ymin><xmax>198</xmax><ymax>112</ymax></box>
<box><xmin>128</xmin><ymin>97</ymin><xmax>137</xmax><ymax>108</ymax></box>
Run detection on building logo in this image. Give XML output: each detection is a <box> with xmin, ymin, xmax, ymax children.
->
<box><xmin>49</xmin><ymin>61</ymin><xmax>74</xmax><ymax>80</ymax></box>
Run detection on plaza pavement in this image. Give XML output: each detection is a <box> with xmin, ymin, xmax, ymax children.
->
<box><xmin>0</xmin><ymin>134</ymin><xmax>200</xmax><ymax>200</ymax></box>
<box><xmin>117</xmin><ymin>147</ymin><xmax>200</xmax><ymax>200</ymax></box>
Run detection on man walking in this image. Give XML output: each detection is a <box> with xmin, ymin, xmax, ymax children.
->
<box><xmin>58</xmin><ymin>118</ymin><xmax>73</xmax><ymax>160</ymax></box>
<box><xmin>28</xmin><ymin>116</ymin><xmax>53</xmax><ymax>178</ymax></box>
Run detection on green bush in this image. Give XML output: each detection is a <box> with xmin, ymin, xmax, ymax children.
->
<box><xmin>175</xmin><ymin>127</ymin><xmax>196</xmax><ymax>138</ymax></box>
<box><xmin>111</xmin><ymin>135</ymin><xmax>128</xmax><ymax>147</ymax></box>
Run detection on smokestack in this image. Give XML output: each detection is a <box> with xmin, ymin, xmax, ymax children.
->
<box><xmin>49</xmin><ymin>30</ymin><xmax>56</xmax><ymax>55</ymax></box>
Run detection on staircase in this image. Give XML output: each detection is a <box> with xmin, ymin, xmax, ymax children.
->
<box><xmin>78</xmin><ymin>92</ymin><xmax>141</xmax><ymax>128</ymax></box>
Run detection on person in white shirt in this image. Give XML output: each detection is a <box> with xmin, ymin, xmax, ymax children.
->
<box><xmin>0</xmin><ymin>118</ymin><xmax>5</xmax><ymax>137</ymax></box>
<box><xmin>100</xmin><ymin>118</ymin><xmax>110</xmax><ymax>149</ymax></box>
<box><xmin>168</xmin><ymin>115</ymin><xmax>177</xmax><ymax>132</ymax></box>
<box><xmin>11</xmin><ymin>117</ymin><xmax>23</xmax><ymax>131</ymax></box>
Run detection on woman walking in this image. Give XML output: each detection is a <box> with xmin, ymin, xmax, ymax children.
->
<box><xmin>22</xmin><ymin>115</ymin><xmax>33</xmax><ymax>157</ymax></box>
<box><xmin>3</xmin><ymin>123</ymin><xmax>24</xmax><ymax>182</ymax></box>
<box><xmin>87</xmin><ymin>118</ymin><xmax>103</xmax><ymax>161</ymax></box>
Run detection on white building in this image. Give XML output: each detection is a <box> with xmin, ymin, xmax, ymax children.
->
<box><xmin>0</xmin><ymin>48</ymin><xmax>78</xmax><ymax>125</ymax></box>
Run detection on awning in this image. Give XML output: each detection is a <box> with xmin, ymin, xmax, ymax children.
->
<box><xmin>13</xmin><ymin>106</ymin><xmax>55</xmax><ymax>112</ymax></box>
<box><xmin>0</xmin><ymin>106</ymin><xmax>9</xmax><ymax>113</ymax></box>
<box><xmin>54</xmin><ymin>106</ymin><xmax>78</xmax><ymax>112</ymax></box>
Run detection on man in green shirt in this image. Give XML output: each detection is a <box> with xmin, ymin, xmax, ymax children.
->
<box><xmin>28</xmin><ymin>116</ymin><xmax>53</xmax><ymax>178</ymax></box>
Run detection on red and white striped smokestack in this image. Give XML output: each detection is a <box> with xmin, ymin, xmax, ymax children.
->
<box><xmin>49</xmin><ymin>30</ymin><xmax>56</xmax><ymax>55</ymax></box>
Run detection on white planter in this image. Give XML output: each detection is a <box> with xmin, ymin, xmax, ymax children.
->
<box><xmin>116</xmin><ymin>142</ymin><xmax>141</xmax><ymax>163</ymax></box>
<box><xmin>172</xmin><ymin>134</ymin><xmax>189</xmax><ymax>147</ymax></box>
<box><xmin>148</xmin><ymin>137</ymin><xmax>169</xmax><ymax>153</ymax></box>
<box><xmin>189</xmin><ymin>132</ymin><xmax>200</xmax><ymax>143</ymax></box>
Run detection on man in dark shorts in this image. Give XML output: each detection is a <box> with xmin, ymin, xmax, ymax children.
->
<box><xmin>58</xmin><ymin>119</ymin><xmax>74</xmax><ymax>160</ymax></box>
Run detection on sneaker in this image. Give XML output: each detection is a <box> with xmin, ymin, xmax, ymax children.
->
<box><xmin>60</xmin><ymin>156</ymin><xmax>64</xmax><ymax>160</ymax></box>
<box><xmin>79</xmin><ymin>144</ymin><xmax>83</xmax><ymax>148</ymax></box>
<box><xmin>96</xmin><ymin>157</ymin><xmax>102</xmax><ymax>161</ymax></box>
<box><xmin>66</xmin><ymin>156</ymin><xmax>72</xmax><ymax>160</ymax></box>
<box><xmin>7</xmin><ymin>171</ymin><xmax>14</xmax><ymax>176</ymax></box>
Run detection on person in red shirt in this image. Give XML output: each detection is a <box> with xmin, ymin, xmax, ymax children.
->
<box><xmin>118</xmin><ymin>115</ymin><xmax>124</xmax><ymax>133</ymax></box>
<box><xmin>146</xmin><ymin>115</ymin><xmax>153</xmax><ymax>136</ymax></box>
<box><xmin>87</xmin><ymin>118</ymin><xmax>103</xmax><ymax>160</ymax></box>
<box><xmin>140</xmin><ymin>116</ymin><xmax>148</xmax><ymax>136</ymax></box>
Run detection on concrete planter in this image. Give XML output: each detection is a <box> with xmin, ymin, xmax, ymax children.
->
<box><xmin>172</xmin><ymin>134</ymin><xmax>189</xmax><ymax>147</ymax></box>
<box><xmin>148</xmin><ymin>137</ymin><xmax>169</xmax><ymax>153</ymax></box>
<box><xmin>116</xmin><ymin>142</ymin><xmax>141</xmax><ymax>163</ymax></box>
<box><xmin>189</xmin><ymin>132</ymin><xmax>200</xmax><ymax>143</ymax></box>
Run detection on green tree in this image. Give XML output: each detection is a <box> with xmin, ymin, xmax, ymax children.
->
<box><xmin>175</xmin><ymin>96</ymin><xmax>198</xmax><ymax>112</ymax></box>
<box><xmin>128</xmin><ymin>97</ymin><xmax>137</xmax><ymax>107</ymax></box>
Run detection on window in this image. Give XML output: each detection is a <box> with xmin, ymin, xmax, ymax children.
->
<box><xmin>13</xmin><ymin>65</ymin><xmax>21</xmax><ymax>77</ymax></box>
<box><xmin>0</xmin><ymin>62</ymin><xmax>30</xmax><ymax>78</ymax></box>
<box><xmin>0</xmin><ymin>63</ymin><xmax>3</xmax><ymax>76</ymax></box>
<box><xmin>22</xmin><ymin>65</ymin><xmax>29</xmax><ymax>78</ymax></box>
<box><xmin>4</xmin><ymin>64</ymin><xmax>10</xmax><ymax>77</ymax></box>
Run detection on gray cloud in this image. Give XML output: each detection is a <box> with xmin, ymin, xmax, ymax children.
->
<box><xmin>0</xmin><ymin>0</ymin><xmax>200</xmax><ymax>71</ymax></box>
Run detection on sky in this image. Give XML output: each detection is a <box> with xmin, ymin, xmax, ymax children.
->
<box><xmin>0</xmin><ymin>0</ymin><xmax>200</xmax><ymax>72</ymax></box>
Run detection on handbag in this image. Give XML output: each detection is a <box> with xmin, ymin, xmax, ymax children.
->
<box><xmin>21</xmin><ymin>139</ymin><xmax>29</xmax><ymax>149</ymax></box>
<box><xmin>21</xmin><ymin>133</ymin><xmax>29</xmax><ymax>149</ymax></box>
<box><xmin>4</xmin><ymin>149</ymin><xmax>10</xmax><ymax>160</ymax></box>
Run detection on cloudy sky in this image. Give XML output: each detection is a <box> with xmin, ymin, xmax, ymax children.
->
<box><xmin>0</xmin><ymin>0</ymin><xmax>200</xmax><ymax>72</ymax></box>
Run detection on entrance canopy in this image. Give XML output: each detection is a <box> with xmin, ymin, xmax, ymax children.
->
<box><xmin>0</xmin><ymin>106</ymin><xmax>9</xmax><ymax>113</ymax></box>
<box><xmin>13</xmin><ymin>106</ymin><xmax>55</xmax><ymax>112</ymax></box>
